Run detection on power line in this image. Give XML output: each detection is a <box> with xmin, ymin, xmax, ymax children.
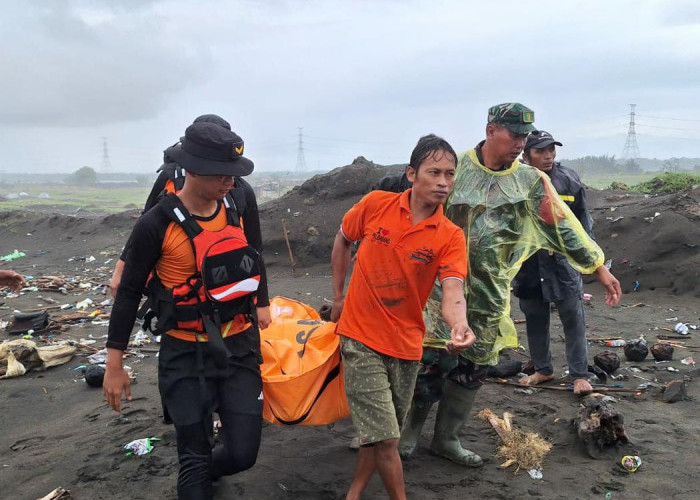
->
<box><xmin>637</xmin><ymin>114</ymin><xmax>700</xmax><ymax>123</ymax></box>
<box><xmin>101</xmin><ymin>136</ymin><xmax>112</xmax><ymax>173</ymax></box>
<box><xmin>295</xmin><ymin>127</ymin><xmax>307</xmax><ymax>173</ymax></box>
<box><xmin>622</xmin><ymin>104</ymin><xmax>639</xmax><ymax>159</ymax></box>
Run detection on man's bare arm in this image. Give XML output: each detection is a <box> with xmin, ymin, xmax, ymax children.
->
<box><xmin>330</xmin><ymin>230</ymin><xmax>353</xmax><ymax>322</ymax></box>
<box><xmin>440</xmin><ymin>278</ymin><xmax>475</xmax><ymax>353</ymax></box>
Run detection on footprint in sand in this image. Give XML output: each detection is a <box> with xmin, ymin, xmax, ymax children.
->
<box><xmin>10</xmin><ymin>435</ymin><xmax>46</xmax><ymax>451</ymax></box>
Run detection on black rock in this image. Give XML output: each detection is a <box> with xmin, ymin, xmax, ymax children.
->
<box><xmin>85</xmin><ymin>365</ymin><xmax>106</xmax><ymax>388</ymax></box>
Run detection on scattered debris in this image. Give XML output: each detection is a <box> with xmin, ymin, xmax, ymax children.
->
<box><xmin>6</xmin><ymin>310</ymin><xmax>50</xmax><ymax>335</ymax></box>
<box><xmin>574</xmin><ymin>393</ymin><xmax>629</xmax><ymax>458</ymax></box>
<box><xmin>594</xmin><ymin>352</ymin><xmax>620</xmax><ymax>374</ymax></box>
<box><xmin>624</xmin><ymin>339</ymin><xmax>649</xmax><ymax>362</ymax></box>
<box><xmin>477</xmin><ymin>408</ymin><xmax>552</xmax><ymax>472</ymax></box>
<box><xmin>604</xmin><ymin>339</ymin><xmax>626</xmax><ymax>347</ymax></box>
<box><xmin>643</xmin><ymin>212</ymin><xmax>661</xmax><ymax>223</ymax></box>
<box><xmin>620</xmin><ymin>455</ymin><xmax>642</xmax><ymax>473</ymax></box>
<box><xmin>124</xmin><ymin>437</ymin><xmax>160</xmax><ymax>456</ymax></box>
<box><xmin>34</xmin><ymin>487</ymin><xmax>73</xmax><ymax>500</ymax></box>
<box><xmin>680</xmin><ymin>356</ymin><xmax>695</xmax><ymax>366</ymax></box>
<box><xmin>514</xmin><ymin>387</ymin><xmax>541</xmax><ymax>395</ymax></box>
<box><xmin>674</xmin><ymin>322</ymin><xmax>689</xmax><ymax>335</ymax></box>
<box><xmin>0</xmin><ymin>250</ymin><xmax>26</xmax><ymax>262</ymax></box>
<box><xmin>659</xmin><ymin>380</ymin><xmax>687</xmax><ymax>403</ymax></box>
<box><xmin>0</xmin><ymin>339</ymin><xmax>76</xmax><ymax>379</ymax></box>
<box><xmin>651</xmin><ymin>343</ymin><xmax>674</xmax><ymax>361</ymax></box>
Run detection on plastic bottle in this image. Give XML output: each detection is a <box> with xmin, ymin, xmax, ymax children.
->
<box><xmin>605</xmin><ymin>339</ymin><xmax>626</xmax><ymax>347</ymax></box>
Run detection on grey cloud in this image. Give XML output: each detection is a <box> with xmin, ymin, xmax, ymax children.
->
<box><xmin>0</xmin><ymin>1</ymin><xmax>210</xmax><ymax>127</ymax></box>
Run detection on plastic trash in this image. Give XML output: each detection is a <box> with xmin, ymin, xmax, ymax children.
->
<box><xmin>624</xmin><ymin>339</ymin><xmax>649</xmax><ymax>362</ymax></box>
<box><xmin>604</xmin><ymin>259</ymin><xmax>613</xmax><ymax>270</ymax></box>
<box><xmin>643</xmin><ymin>212</ymin><xmax>661</xmax><ymax>223</ymax></box>
<box><xmin>605</xmin><ymin>339</ymin><xmax>626</xmax><ymax>347</ymax></box>
<box><xmin>674</xmin><ymin>322</ymin><xmax>689</xmax><ymax>335</ymax></box>
<box><xmin>131</xmin><ymin>330</ymin><xmax>151</xmax><ymax>347</ymax></box>
<box><xmin>583</xmin><ymin>293</ymin><xmax>593</xmax><ymax>302</ymax></box>
<box><xmin>76</xmin><ymin>298</ymin><xmax>94</xmax><ymax>310</ymax></box>
<box><xmin>528</xmin><ymin>468</ymin><xmax>543</xmax><ymax>479</ymax></box>
<box><xmin>620</xmin><ymin>455</ymin><xmax>642</xmax><ymax>472</ymax></box>
<box><xmin>681</xmin><ymin>357</ymin><xmax>695</xmax><ymax>366</ymax></box>
<box><xmin>594</xmin><ymin>352</ymin><xmax>620</xmax><ymax>374</ymax></box>
<box><xmin>124</xmin><ymin>437</ymin><xmax>160</xmax><ymax>456</ymax></box>
<box><xmin>0</xmin><ymin>250</ymin><xmax>26</xmax><ymax>262</ymax></box>
<box><xmin>633</xmin><ymin>280</ymin><xmax>640</xmax><ymax>291</ymax></box>
<box><xmin>87</xmin><ymin>349</ymin><xmax>108</xmax><ymax>364</ymax></box>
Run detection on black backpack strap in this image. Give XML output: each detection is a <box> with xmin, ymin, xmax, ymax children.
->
<box><xmin>171</xmin><ymin>164</ymin><xmax>186</xmax><ymax>192</ymax></box>
<box><xmin>159</xmin><ymin>193</ymin><xmax>203</xmax><ymax>240</ymax></box>
<box><xmin>229</xmin><ymin>180</ymin><xmax>247</xmax><ymax>216</ymax></box>
<box><xmin>223</xmin><ymin>192</ymin><xmax>241</xmax><ymax>227</ymax></box>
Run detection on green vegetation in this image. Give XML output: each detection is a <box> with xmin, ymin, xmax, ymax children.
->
<box><xmin>578</xmin><ymin>172</ymin><xmax>657</xmax><ymax>189</ymax></box>
<box><xmin>67</xmin><ymin>166</ymin><xmax>98</xmax><ymax>186</ymax></box>
<box><xmin>0</xmin><ymin>184</ymin><xmax>151</xmax><ymax>213</ymax></box>
<box><xmin>628</xmin><ymin>172</ymin><xmax>700</xmax><ymax>194</ymax></box>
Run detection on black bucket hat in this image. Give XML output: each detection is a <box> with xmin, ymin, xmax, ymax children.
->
<box><xmin>165</xmin><ymin>122</ymin><xmax>254</xmax><ymax>177</ymax></box>
<box><xmin>193</xmin><ymin>114</ymin><xmax>231</xmax><ymax>130</ymax></box>
<box><xmin>164</xmin><ymin>114</ymin><xmax>231</xmax><ymax>164</ymax></box>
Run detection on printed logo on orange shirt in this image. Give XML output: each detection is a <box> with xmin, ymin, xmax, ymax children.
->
<box><xmin>409</xmin><ymin>247</ymin><xmax>435</xmax><ymax>265</ymax></box>
<box><xmin>372</xmin><ymin>227</ymin><xmax>391</xmax><ymax>245</ymax></box>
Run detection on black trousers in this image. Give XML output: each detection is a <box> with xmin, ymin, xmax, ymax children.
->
<box><xmin>158</xmin><ymin>329</ymin><xmax>263</xmax><ymax>500</ymax></box>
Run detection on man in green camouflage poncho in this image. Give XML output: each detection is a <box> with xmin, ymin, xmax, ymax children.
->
<box><xmin>399</xmin><ymin>103</ymin><xmax>622</xmax><ymax>467</ymax></box>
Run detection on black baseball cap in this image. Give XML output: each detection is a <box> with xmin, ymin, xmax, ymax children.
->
<box><xmin>525</xmin><ymin>130</ymin><xmax>562</xmax><ymax>152</ymax></box>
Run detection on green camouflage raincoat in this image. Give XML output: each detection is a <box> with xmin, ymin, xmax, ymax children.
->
<box><xmin>424</xmin><ymin>148</ymin><xmax>604</xmax><ymax>365</ymax></box>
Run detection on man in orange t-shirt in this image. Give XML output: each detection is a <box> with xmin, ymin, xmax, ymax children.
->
<box><xmin>331</xmin><ymin>134</ymin><xmax>476</xmax><ymax>500</ymax></box>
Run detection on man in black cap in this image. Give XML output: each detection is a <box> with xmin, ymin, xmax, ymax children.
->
<box><xmin>103</xmin><ymin>121</ymin><xmax>269</xmax><ymax>499</ymax></box>
<box><xmin>513</xmin><ymin>130</ymin><xmax>595</xmax><ymax>395</ymax></box>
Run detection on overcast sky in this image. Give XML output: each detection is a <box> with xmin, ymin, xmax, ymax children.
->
<box><xmin>1</xmin><ymin>0</ymin><xmax>699</xmax><ymax>175</ymax></box>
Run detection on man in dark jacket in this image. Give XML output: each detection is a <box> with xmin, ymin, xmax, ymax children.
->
<box><xmin>513</xmin><ymin>130</ymin><xmax>594</xmax><ymax>395</ymax></box>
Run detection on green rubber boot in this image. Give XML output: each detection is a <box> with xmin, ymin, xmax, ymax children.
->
<box><xmin>430</xmin><ymin>380</ymin><xmax>483</xmax><ymax>467</ymax></box>
<box><xmin>398</xmin><ymin>402</ymin><xmax>432</xmax><ymax>458</ymax></box>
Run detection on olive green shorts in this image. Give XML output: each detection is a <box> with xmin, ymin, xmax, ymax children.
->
<box><xmin>340</xmin><ymin>336</ymin><xmax>421</xmax><ymax>445</ymax></box>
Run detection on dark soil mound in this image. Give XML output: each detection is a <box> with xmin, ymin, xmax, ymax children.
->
<box><xmin>258</xmin><ymin>156</ymin><xmax>405</xmax><ymax>266</ymax></box>
<box><xmin>587</xmin><ymin>186</ymin><xmax>700</xmax><ymax>296</ymax></box>
<box><xmin>0</xmin><ymin>210</ymin><xmax>140</xmax><ymax>273</ymax></box>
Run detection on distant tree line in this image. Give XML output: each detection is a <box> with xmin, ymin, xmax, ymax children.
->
<box><xmin>563</xmin><ymin>155</ymin><xmax>700</xmax><ymax>175</ymax></box>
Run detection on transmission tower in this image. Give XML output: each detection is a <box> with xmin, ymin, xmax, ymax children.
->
<box><xmin>295</xmin><ymin>127</ymin><xmax>307</xmax><ymax>173</ymax></box>
<box><xmin>622</xmin><ymin>104</ymin><xmax>640</xmax><ymax>158</ymax></box>
<box><xmin>101</xmin><ymin>137</ymin><xmax>113</xmax><ymax>173</ymax></box>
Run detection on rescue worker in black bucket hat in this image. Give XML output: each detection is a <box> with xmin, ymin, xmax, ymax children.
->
<box><xmin>104</xmin><ymin>121</ymin><xmax>270</xmax><ymax>499</ymax></box>
<box><xmin>109</xmin><ymin>114</ymin><xmax>263</xmax><ymax>301</ymax></box>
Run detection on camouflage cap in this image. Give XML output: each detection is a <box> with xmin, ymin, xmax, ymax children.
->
<box><xmin>487</xmin><ymin>103</ymin><xmax>536</xmax><ymax>134</ymax></box>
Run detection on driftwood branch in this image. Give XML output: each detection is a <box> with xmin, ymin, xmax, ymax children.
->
<box><xmin>281</xmin><ymin>218</ymin><xmax>297</xmax><ymax>277</ymax></box>
<box><xmin>486</xmin><ymin>378</ymin><xmax>639</xmax><ymax>393</ymax></box>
